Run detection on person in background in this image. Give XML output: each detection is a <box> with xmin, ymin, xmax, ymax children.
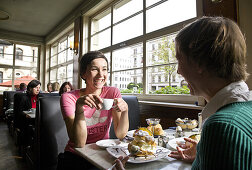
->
<box><xmin>47</xmin><ymin>82</ymin><xmax>52</xmax><ymax>93</ymax></box>
<box><xmin>16</xmin><ymin>83</ymin><xmax>27</xmax><ymax>92</ymax></box>
<box><xmin>59</xmin><ymin>82</ymin><xmax>74</xmax><ymax>96</ymax></box>
<box><xmin>52</xmin><ymin>82</ymin><xmax>60</xmax><ymax>93</ymax></box>
<box><xmin>58</xmin><ymin>51</ymin><xmax>129</xmax><ymax>170</ymax></box>
<box><xmin>15</xmin><ymin>79</ymin><xmax>41</xmax><ymax>147</ymax></box>
<box><xmin>113</xmin><ymin>16</ymin><xmax>252</xmax><ymax>170</ymax></box>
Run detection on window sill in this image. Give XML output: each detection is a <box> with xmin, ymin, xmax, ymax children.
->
<box><xmin>139</xmin><ymin>101</ymin><xmax>203</xmax><ymax>110</ymax></box>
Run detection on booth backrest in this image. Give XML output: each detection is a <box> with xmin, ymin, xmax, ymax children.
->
<box><xmin>3</xmin><ymin>91</ymin><xmax>23</xmax><ymax>113</ymax></box>
<box><xmin>38</xmin><ymin>92</ymin><xmax>59</xmax><ymax>97</ymax></box>
<box><xmin>35</xmin><ymin>96</ymin><xmax>68</xmax><ymax>170</ymax></box>
<box><xmin>13</xmin><ymin>92</ymin><xmax>27</xmax><ymax>129</ymax></box>
<box><xmin>109</xmin><ymin>95</ymin><xmax>140</xmax><ymax>139</ymax></box>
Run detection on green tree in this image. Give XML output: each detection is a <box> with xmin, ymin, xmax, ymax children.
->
<box><xmin>153</xmin><ymin>37</ymin><xmax>177</xmax><ymax>86</ymax></box>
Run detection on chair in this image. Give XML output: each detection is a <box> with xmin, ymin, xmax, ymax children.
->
<box><xmin>26</xmin><ymin>96</ymin><xmax>68</xmax><ymax>170</ymax></box>
<box><xmin>109</xmin><ymin>95</ymin><xmax>140</xmax><ymax>139</ymax></box>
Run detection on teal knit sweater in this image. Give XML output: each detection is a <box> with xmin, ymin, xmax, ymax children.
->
<box><xmin>192</xmin><ymin>101</ymin><xmax>252</xmax><ymax>170</ymax></box>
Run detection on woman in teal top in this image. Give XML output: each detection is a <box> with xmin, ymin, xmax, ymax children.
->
<box><xmin>168</xmin><ymin>17</ymin><xmax>252</xmax><ymax>169</ymax></box>
<box><xmin>113</xmin><ymin>16</ymin><xmax>252</xmax><ymax>170</ymax></box>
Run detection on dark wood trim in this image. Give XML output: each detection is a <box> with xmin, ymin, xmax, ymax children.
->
<box><xmin>203</xmin><ymin>0</ymin><xmax>238</xmax><ymax>22</ymax></box>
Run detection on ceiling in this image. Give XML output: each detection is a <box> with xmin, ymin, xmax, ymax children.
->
<box><xmin>0</xmin><ymin>0</ymin><xmax>84</xmax><ymax>38</ymax></box>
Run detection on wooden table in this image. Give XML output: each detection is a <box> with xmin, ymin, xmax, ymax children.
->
<box><xmin>75</xmin><ymin>141</ymin><xmax>192</xmax><ymax>170</ymax></box>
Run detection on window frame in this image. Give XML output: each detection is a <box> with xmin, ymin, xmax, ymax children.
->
<box><xmin>86</xmin><ymin>0</ymin><xmax>204</xmax><ymax>105</ymax></box>
<box><xmin>49</xmin><ymin>30</ymin><xmax>74</xmax><ymax>85</ymax></box>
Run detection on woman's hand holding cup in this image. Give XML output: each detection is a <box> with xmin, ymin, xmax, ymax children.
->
<box><xmin>76</xmin><ymin>94</ymin><xmax>103</xmax><ymax>112</ymax></box>
<box><xmin>113</xmin><ymin>98</ymin><xmax>128</xmax><ymax>113</ymax></box>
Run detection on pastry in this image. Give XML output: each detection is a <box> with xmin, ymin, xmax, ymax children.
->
<box><xmin>128</xmin><ymin>127</ymin><xmax>157</xmax><ymax>157</ymax></box>
<box><xmin>147</xmin><ymin>123</ymin><xmax>164</xmax><ymax>136</ymax></box>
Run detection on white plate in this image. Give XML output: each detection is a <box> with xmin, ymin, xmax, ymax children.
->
<box><xmin>106</xmin><ymin>146</ymin><xmax>171</xmax><ymax>164</ymax></box>
<box><xmin>167</xmin><ymin>137</ymin><xmax>185</xmax><ymax>150</ymax></box>
<box><xmin>126</xmin><ymin>130</ymin><xmax>166</xmax><ymax>138</ymax></box>
<box><xmin>96</xmin><ymin>139</ymin><xmax>121</xmax><ymax>149</ymax></box>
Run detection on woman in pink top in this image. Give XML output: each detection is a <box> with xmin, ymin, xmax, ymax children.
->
<box><xmin>58</xmin><ymin>51</ymin><xmax>129</xmax><ymax>170</ymax></box>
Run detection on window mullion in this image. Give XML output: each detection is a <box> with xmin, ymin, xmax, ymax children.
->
<box><xmin>143</xmin><ymin>0</ymin><xmax>147</xmax><ymax>95</ymax></box>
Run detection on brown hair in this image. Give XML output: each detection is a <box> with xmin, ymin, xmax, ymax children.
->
<box><xmin>175</xmin><ymin>16</ymin><xmax>248</xmax><ymax>81</ymax></box>
<box><xmin>79</xmin><ymin>51</ymin><xmax>108</xmax><ymax>80</ymax></box>
<box><xmin>59</xmin><ymin>81</ymin><xmax>74</xmax><ymax>96</ymax></box>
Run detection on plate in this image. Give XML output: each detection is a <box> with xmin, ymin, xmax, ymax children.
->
<box><xmin>167</xmin><ymin>137</ymin><xmax>185</xmax><ymax>150</ymax></box>
<box><xmin>106</xmin><ymin>146</ymin><xmax>171</xmax><ymax>164</ymax></box>
<box><xmin>126</xmin><ymin>130</ymin><xmax>166</xmax><ymax>138</ymax></box>
<box><xmin>96</xmin><ymin>139</ymin><xmax>121</xmax><ymax>149</ymax></box>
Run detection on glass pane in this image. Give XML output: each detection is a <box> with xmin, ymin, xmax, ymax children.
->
<box><xmin>113</xmin><ymin>0</ymin><xmax>143</xmax><ymax>23</ymax></box>
<box><xmin>0</xmin><ymin>68</ymin><xmax>13</xmax><ymax>91</ymax></box>
<box><xmin>57</xmin><ymin>66</ymin><xmax>66</xmax><ymax>84</ymax></box>
<box><xmin>59</xmin><ymin>39</ymin><xmax>67</xmax><ymax>53</ymax></box>
<box><xmin>58</xmin><ymin>50</ymin><xmax>67</xmax><ymax>64</ymax></box>
<box><xmin>91</xmin><ymin>28</ymin><xmax>111</xmax><ymax>50</ymax></box>
<box><xmin>112</xmin><ymin>69</ymin><xmax>143</xmax><ymax>94</ymax></box>
<box><xmin>51</xmin><ymin>55</ymin><xmax>57</xmax><ymax>67</ymax></box>
<box><xmin>146</xmin><ymin>0</ymin><xmax>160</xmax><ymax>7</ymax></box>
<box><xmin>0</xmin><ymin>45</ymin><xmax>4</xmax><ymax>57</ymax></box>
<box><xmin>15</xmin><ymin>68</ymin><xmax>37</xmax><ymax>80</ymax></box>
<box><xmin>91</xmin><ymin>8</ymin><xmax>111</xmax><ymax>34</ymax></box>
<box><xmin>67</xmin><ymin>48</ymin><xmax>74</xmax><ymax>61</ymax></box>
<box><xmin>112</xmin><ymin>43</ymin><xmax>143</xmax><ymax>71</ymax></box>
<box><xmin>15</xmin><ymin>45</ymin><xmax>38</xmax><ymax>67</ymax></box>
<box><xmin>50</xmin><ymin>69</ymin><xmax>57</xmax><ymax>82</ymax></box>
<box><xmin>146</xmin><ymin>0</ymin><xmax>197</xmax><ymax>33</ymax></box>
<box><xmin>1</xmin><ymin>54</ymin><xmax>13</xmax><ymax>66</ymax></box>
<box><xmin>147</xmin><ymin>66</ymin><xmax>190</xmax><ymax>94</ymax></box>
<box><xmin>67</xmin><ymin>35</ymin><xmax>74</xmax><ymax>61</ymax></box>
<box><xmin>67</xmin><ymin>64</ymin><xmax>73</xmax><ymax>78</ymax></box>
<box><xmin>113</xmin><ymin>14</ymin><xmax>143</xmax><ymax>44</ymax></box>
<box><xmin>51</xmin><ymin>44</ymin><xmax>58</xmax><ymax>56</ymax></box>
<box><xmin>146</xmin><ymin>34</ymin><xmax>177</xmax><ymax>66</ymax></box>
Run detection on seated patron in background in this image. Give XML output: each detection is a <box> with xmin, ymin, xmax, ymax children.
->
<box><xmin>52</xmin><ymin>82</ymin><xmax>60</xmax><ymax>93</ymax></box>
<box><xmin>59</xmin><ymin>81</ymin><xmax>74</xmax><ymax>96</ymax></box>
<box><xmin>16</xmin><ymin>79</ymin><xmax>41</xmax><ymax>146</ymax></box>
<box><xmin>16</xmin><ymin>83</ymin><xmax>27</xmax><ymax>92</ymax></box>
<box><xmin>59</xmin><ymin>51</ymin><xmax>129</xmax><ymax>170</ymax></box>
<box><xmin>114</xmin><ymin>16</ymin><xmax>252</xmax><ymax>170</ymax></box>
<box><xmin>47</xmin><ymin>82</ymin><xmax>52</xmax><ymax>93</ymax></box>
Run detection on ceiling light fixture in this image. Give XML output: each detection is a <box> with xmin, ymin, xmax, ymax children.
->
<box><xmin>0</xmin><ymin>10</ymin><xmax>10</xmax><ymax>20</ymax></box>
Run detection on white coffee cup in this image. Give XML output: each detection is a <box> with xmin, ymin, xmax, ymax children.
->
<box><xmin>101</xmin><ymin>98</ymin><xmax>114</xmax><ymax>110</ymax></box>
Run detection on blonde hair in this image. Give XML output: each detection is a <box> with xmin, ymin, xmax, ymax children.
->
<box><xmin>52</xmin><ymin>82</ymin><xmax>60</xmax><ymax>92</ymax></box>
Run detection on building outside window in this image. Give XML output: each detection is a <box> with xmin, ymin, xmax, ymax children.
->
<box><xmin>87</xmin><ymin>0</ymin><xmax>202</xmax><ymax>103</ymax></box>
<box><xmin>0</xmin><ymin>43</ymin><xmax>39</xmax><ymax>92</ymax></box>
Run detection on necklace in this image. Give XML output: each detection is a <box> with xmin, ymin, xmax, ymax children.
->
<box><xmin>33</xmin><ymin>99</ymin><xmax>36</xmax><ymax>103</ymax></box>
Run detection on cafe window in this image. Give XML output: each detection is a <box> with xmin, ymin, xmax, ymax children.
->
<box><xmin>88</xmin><ymin>0</ymin><xmax>202</xmax><ymax>103</ymax></box>
<box><xmin>0</xmin><ymin>43</ymin><xmax>39</xmax><ymax>92</ymax></box>
<box><xmin>49</xmin><ymin>32</ymin><xmax>74</xmax><ymax>85</ymax></box>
